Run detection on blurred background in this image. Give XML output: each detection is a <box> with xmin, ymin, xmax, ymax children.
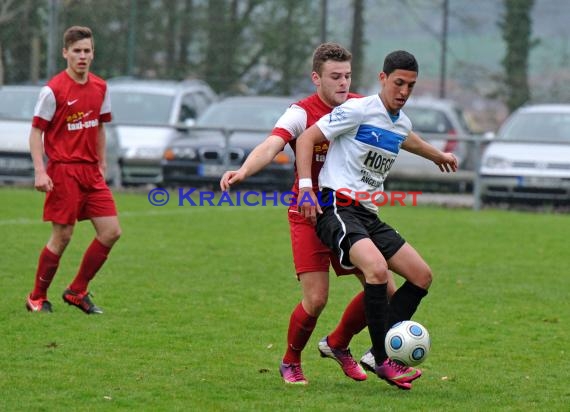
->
<box><xmin>1</xmin><ymin>0</ymin><xmax>569</xmax><ymax>130</ymax></box>
<box><xmin>2</xmin><ymin>0</ymin><xmax>569</xmax><ymax>208</ymax></box>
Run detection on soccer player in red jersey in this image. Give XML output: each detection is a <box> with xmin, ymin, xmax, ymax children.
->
<box><xmin>221</xmin><ymin>43</ymin><xmax>397</xmax><ymax>384</ymax></box>
<box><xmin>25</xmin><ymin>26</ymin><xmax>121</xmax><ymax>315</ymax></box>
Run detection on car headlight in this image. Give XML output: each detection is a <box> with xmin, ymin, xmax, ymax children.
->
<box><xmin>484</xmin><ymin>156</ymin><xmax>512</xmax><ymax>169</ymax></box>
<box><xmin>123</xmin><ymin>147</ymin><xmax>164</xmax><ymax>159</ymax></box>
<box><xmin>272</xmin><ymin>151</ymin><xmax>292</xmax><ymax>165</ymax></box>
<box><xmin>163</xmin><ymin>147</ymin><xmax>197</xmax><ymax>160</ymax></box>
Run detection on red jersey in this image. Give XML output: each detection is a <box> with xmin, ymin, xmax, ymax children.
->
<box><xmin>271</xmin><ymin>92</ymin><xmax>361</xmax><ymax>193</ymax></box>
<box><xmin>32</xmin><ymin>71</ymin><xmax>112</xmax><ymax>163</ymax></box>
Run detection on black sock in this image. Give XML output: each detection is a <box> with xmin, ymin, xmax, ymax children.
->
<box><xmin>364</xmin><ymin>282</ymin><xmax>389</xmax><ymax>365</ymax></box>
<box><xmin>388</xmin><ymin>280</ymin><xmax>428</xmax><ymax>327</ymax></box>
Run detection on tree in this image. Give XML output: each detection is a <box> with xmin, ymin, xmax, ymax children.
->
<box><xmin>204</xmin><ymin>0</ymin><xmax>247</xmax><ymax>93</ymax></box>
<box><xmin>0</xmin><ymin>0</ymin><xmax>36</xmax><ymax>84</ymax></box>
<box><xmin>498</xmin><ymin>0</ymin><xmax>539</xmax><ymax>112</ymax></box>
<box><xmin>350</xmin><ymin>0</ymin><xmax>364</xmax><ymax>92</ymax></box>
<box><xmin>252</xmin><ymin>0</ymin><xmax>319</xmax><ymax>95</ymax></box>
<box><xmin>60</xmin><ymin>0</ymin><xmax>131</xmax><ymax>79</ymax></box>
<box><xmin>204</xmin><ymin>0</ymin><xmax>318</xmax><ymax>95</ymax></box>
<box><xmin>0</xmin><ymin>0</ymin><xmax>324</xmax><ymax>94</ymax></box>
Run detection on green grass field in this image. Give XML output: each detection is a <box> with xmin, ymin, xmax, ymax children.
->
<box><xmin>0</xmin><ymin>187</ymin><xmax>568</xmax><ymax>411</ymax></box>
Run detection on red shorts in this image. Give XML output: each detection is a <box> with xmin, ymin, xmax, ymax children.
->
<box><xmin>44</xmin><ymin>162</ymin><xmax>117</xmax><ymax>225</ymax></box>
<box><xmin>288</xmin><ymin>205</ymin><xmax>359</xmax><ymax>276</ymax></box>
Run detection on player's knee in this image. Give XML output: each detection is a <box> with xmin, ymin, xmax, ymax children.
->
<box><xmin>110</xmin><ymin>226</ymin><xmax>122</xmax><ymax>243</ymax></box>
<box><xmin>365</xmin><ymin>263</ymin><xmax>389</xmax><ymax>284</ymax></box>
<box><xmin>60</xmin><ymin>233</ymin><xmax>73</xmax><ymax>246</ymax></box>
<box><xmin>312</xmin><ymin>295</ymin><xmax>328</xmax><ymax>315</ymax></box>
<box><xmin>101</xmin><ymin>226</ymin><xmax>122</xmax><ymax>246</ymax></box>
<box><xmin>305</xmin><ymin>293</ymin><xmax>328</xmax><ymax>316</ymax></box>
<box><xmin>51</xmin><ymin>229</ymin><xmax>73</xmax><ymax>251</ymax></box>
<box><xmin>417</xmin><ymin>265</ymin><xmax>432</xmax><ymax>289</ymax></box>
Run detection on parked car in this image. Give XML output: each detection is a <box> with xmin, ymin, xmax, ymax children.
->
<box><xmin>479</xmin><ymin>104</ymin><xmax>570</xmax><ymax>204</ymax></box>
<box><xmin>161</xmin><ymin>96</ymin><xmax>295</xmax><ymax>191</ymax></box>
<box><xmin>0</xmin><ymin>85</ymin><xmax>120</xmax><ymax>186</ymax></box>
<box><xmin>108</xmin><ymin>78</ymin><xmax>218</xmax><ymax>185</ymax></box>
<box><xmin>389</xmin><ymin>97</ymin><xmax>476</xmax><ymax>188</ymax></box>
<box><xmin>0</xmin><ymin>85</ymin><xmax>38</xmax><ymax>183</ymax></box>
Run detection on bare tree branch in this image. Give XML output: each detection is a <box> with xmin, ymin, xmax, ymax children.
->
<box><xmin>0</xmin><ymin>0</ymin><xmax>25</xmax><ymax>25</ymax></box>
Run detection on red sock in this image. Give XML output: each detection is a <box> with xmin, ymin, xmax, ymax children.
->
<box><xmin>327</xmin><ymin>291</ymin><xmax>367</xmax><ymax>349</ymax></box>
<box><xmin>68</xmin><ymin>239</ymin><xmax>111</xmax><ymax>293</ymax></box>
<box><xmin>282</xmin><ymin>302</ymin><xmax>317</xmax><ymax>364</ymax></box>
<box><xmin>31</xmin><ymin>247</ymin><xmax>61</xmax><ymax>299</ymax></box>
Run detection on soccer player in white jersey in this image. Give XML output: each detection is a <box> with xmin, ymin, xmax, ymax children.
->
<box><xmin>295</xmin><ymin>50</ymin><xmax>458</xmax><ymax>390</ymax></box>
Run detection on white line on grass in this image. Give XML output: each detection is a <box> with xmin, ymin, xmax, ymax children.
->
<box><xmin>0</xmin><ymin>205</ymin><xmax>283</xmax><ymax>226</ymax></box>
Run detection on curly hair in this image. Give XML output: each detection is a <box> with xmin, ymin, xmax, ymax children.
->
<box><xmin>312</xmin><ymin>42</ymin><xmax>352</xmax><ymax>75</ymax></box>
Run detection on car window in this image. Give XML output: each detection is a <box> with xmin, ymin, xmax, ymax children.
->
<box><xmin>187</xmin><ymin>92</ymin><xmax>214</xmax><ymax>117</ymax></box>
<box><xmin>405</xmin><ymin>107</ymin><xmax>453</xmax><ymax>134</ymax></box>
<box><xmin>453</xmin><ymin>107</ymin><xmax>474</xmax><ymax>133</ymax></box>
<box><xmin>179</xmin><ymin>101</ymin><xmax>197</xmax><ymax>123</ymax></box>
<box><xmin>178</xmin><ymin>92</ymin><xmax>212</xmax><ymax>123</ymax></box>
<box><xmin>197</xmin><ymin>100</ymin><xmax>287</xmax><ymax>130</ymax></box>
<box><xmin>0</xmin><ymin>90</ymin><xmax>39</xmax><ymax>120</ymax></box>
<box><xmin>110</xmin><ymin>91</ymin><xmax>174</xmax><ymax>125</ymax></box>
<box><xmin>500</xmin><ymin>112</ymin><xmax>570</xmax><ymax>141</ymax></box>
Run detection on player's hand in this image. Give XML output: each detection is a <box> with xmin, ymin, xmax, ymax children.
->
<box><xmin>298</xmin><ymin>188</ymin><xmax>321</xmax><ymax>226</ymax></box>
<box><xmin>435</xmin><ymin>152</ymin><xmax>458</xmax><ymax>173</ymax></box>
<box><xmin>220</xmin><ymin>170</ymin><xmax>245</xmax><ymax>191</ymax></box>
<box><xmin>34</xmin><ymin>171</ymin><xmax>53</xmax><ymax>192</ymax></box>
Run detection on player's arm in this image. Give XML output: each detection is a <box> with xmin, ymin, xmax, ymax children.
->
<box><xmin>295</xmin><ymin>124</ymin><xmax>326</xmax><ymax>225</ymax></box>
<box><xmin>97</xmin><ymin>124</ymin><xmax>107</xmax><ymax>177</ymax></box>
<box><xmin>98</xmin><ymin>86</ymin><xmax>112</xmax><ymax>178</ymax></box>
<box><xmin>29</xmin><ymin>127</ymin><xmax>53</xmax><ymax>192</ymax></box>
<box><xmin>401</xmin><ymin>131</ymin><xmax>458</xmax><ymax>173</ymax></box>
<box><xmin>219</xmin><ymin>135</ymin><xmax>286</xmax><ymax>191</ymax></box>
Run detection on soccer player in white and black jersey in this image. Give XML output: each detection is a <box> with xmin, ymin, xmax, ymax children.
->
<box><xmin>295</xmin><ymin>50</ymin><xmax>458</xmax><ymax>390</ymax></box>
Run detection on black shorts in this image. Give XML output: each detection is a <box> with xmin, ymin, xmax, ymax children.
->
<box><xmin>316</xmin><ymin>188</ymin><xmax>405</xmax><ymax>269</ymax></box>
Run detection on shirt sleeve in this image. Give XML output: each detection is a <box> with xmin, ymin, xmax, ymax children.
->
<box><xmin>100</xmin><ymin>87</ymin><xmax>112</xmax><ymax>123</ymax></box>
<box><xmin>271</xmin><ymin>104</ymin><xmax>308</xmax><ymax>143</ymax></box>
<box><xmin>31</xmin><ymin>86</ymin><xmax>56</xmax><ymax>130</ymax></box>
<box><xmin>315</xmin><ymin>99</ymin><xmax>363</xmax><ymax>141</ymax></box>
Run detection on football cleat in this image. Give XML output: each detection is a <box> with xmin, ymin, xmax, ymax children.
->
<box><xmin>376</xmin><ymin>358</ymin><xmax>422</xmax><ymax>390</ymax></box>
<box><xmin>26</xmin><ymin>294</ymin><xmax>53</xmax><ymax>313</ymax></box>
<box><xmin>318</xmin><ymin>337</ymin><xmax>367</xmax><ymax>381</ymax></box>
<box><xmin>62</xmin><ymin>289</ymin><xmax>103</xmax><ymax>314</ymax></box>
<box><xmin>279</xmin><ymin>362</ymin><xmax>308</xmax><ymax>385</ymax></box>
<box><xmin>359</xmin><ymin>348</ymin><xmax>377</xmax><ymax>372</ymax></box>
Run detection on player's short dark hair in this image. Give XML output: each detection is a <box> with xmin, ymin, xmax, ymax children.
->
<box><xmin>383</xmin><ymin>50</ymin><xmax>419</xmax><ymax>75</ymax></box>
<box><xmin>63</xmin><ymin>26</ymin><xmax>94</xmax><ymax>49</ymax></box>
<box><xmin>312</xmin><ymin>42</ymin><xmax>352</xmax><ymax>75</ymax></box>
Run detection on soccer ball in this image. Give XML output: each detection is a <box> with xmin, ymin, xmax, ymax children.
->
<box><xmin>385</xmin><ymin>320</ymin><xmax>431</xmax><ymax>366</ymax></box>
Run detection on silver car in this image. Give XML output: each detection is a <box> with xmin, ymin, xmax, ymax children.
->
<box><xmin>389</xmin><ymin>97</ymin><xmax>475</xmax><ymax>189</ymax></box>
<box><xmin>0</xmin><ymin>85</ymin><xmax>38</xmax><ymax>183</ymax></box>
<box><xmin>0</xmin><ymin>85</ymin><xmax>121</xmax><ymax>187</ymax></box>
<box><xmin>108</xmin><ymin>79</ymin><xmax>217</xmax><ymax>185</ymax></box>
<box><xmin>480</xmin><ymin>104</ymin><xmax>570</xmax><ymax>203</ymax></box>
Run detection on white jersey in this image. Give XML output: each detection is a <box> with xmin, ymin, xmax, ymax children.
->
<box><xmin>316</xmin><ymin>94</ymin><xmax>412</xmax><ymax>213</ymax></box>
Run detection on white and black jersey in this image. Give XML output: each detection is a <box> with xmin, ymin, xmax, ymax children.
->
<box><xmin>316</xmin><ymin>94</ymin><xmax>412</xmax><ymax>213</ymax></box>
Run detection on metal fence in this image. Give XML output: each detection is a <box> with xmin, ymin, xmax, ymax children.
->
<box><xmin>387</xmin><ymin>133</ymin><xmax>570</xmax><ymax>211</ymax></box>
